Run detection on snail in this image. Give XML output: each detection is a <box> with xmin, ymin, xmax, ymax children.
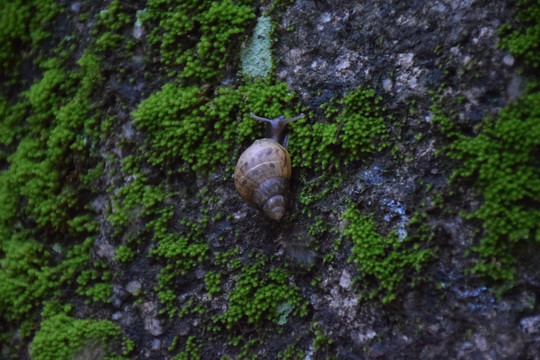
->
<box><xmin>234</xmin><ymin>112</ymin><xmax>305</xmax><ymax>220</ymax></box>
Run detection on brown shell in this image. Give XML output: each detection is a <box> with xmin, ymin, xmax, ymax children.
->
<box><xmin>234</xmin><ymin>138</ymin><xmax>291</xmax><ymax>210</ymax></box>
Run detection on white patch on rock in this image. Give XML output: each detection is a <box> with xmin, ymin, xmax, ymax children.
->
<box><xmin>396</xmin><ymin>53</ymin><xmax>414</xmax><ymax>69</ymax></box>
<box><xmin>503</xmin><ymin>54</ymin><xmax>515</xmax><ymax>67</ymax></box>
<box><xmin>520</xmin><ymin>315</ymin><xmax>540</xmax><ymax>335</ymax></box>
<box><xmin>383</xmin><ymin>78</ymin><xmax>393</xmax><ymax>92</ymax></box>
<box><xmin>133</xmin><ymin>19</ymin><xmax>143</xmax><ymax>39</ymax></box>
<box><xmin>320</xmin><ymin>12</ymin><xmax>332</xmax><ymax>23</ymax></box>
<box><xmin>126</xmin><ymin>280</ymin><xmax>142</xmax><ymax>295</ymax></box>
<box><xmin>144</xmin><ymin>318</ymin><xmax>163</xmax><ymax>337</ymax></box>
<box><xmin>382</xmin><ymin>198</ymin><xmax>408</xmax><ymax>240</ymax></box>
<box><xmin>356</xmin><ymin>330</ymin><xmax>377</xmax><ymax>343</ymax></box>
<box><xmin>339</xmin><ymin>269</ymin><xmax>352</xmax><ymax>289</ymax></box>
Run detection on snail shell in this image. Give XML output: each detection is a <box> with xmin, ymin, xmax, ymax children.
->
<box><xmin>234</xmin><ymin>138</ymin><xmax>291</xmax><ymax>220</ymax></box>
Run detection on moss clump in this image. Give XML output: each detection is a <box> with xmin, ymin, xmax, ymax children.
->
<box><xmin>288</xmin><ymin>86</ymin><xmax>388</xmax><ymax>213</ymax></box>
<box><xmin>107</xmin><ymin>165</ymin><xmax>170</xmax><ymax>239</ymax></box>
<box><xmin>132</xmin><ymin>80</ymin><xmax>297</xmax><ymax>172</ymax></box>
<box><xmin>213</xmin><ymin>257</ymin><xmax>307</xmax><ymax>330</ymax></box>
<box><xmin>92</xmin><ymin>0</ymin><xmax>133</xmax><ymax>53</ymax></box>
<box><xmin>0</xmin><ymin>0</ymin><xmax>61</xmax><ymax>83</ymax></box>
<box><xmin>76</xmin><ymin>263</ymin><xmax>113</xmax><ymax>304</ymax></box>
<box><xmin>342</xmin><ymin>206</ymin><xmax>431</xmax><ymax>304</ymax></box>
<box><xmin>204</xmin><ymin>271</ymin><xmax>222</xmax><ymax>296</ymax></box>
<box><xmin>0</xmin><ymin>51</ymin><xmax>107</xmax><ymax>338</ymax></box>
<box><xmin>0</xmin><ymin>50</ymin><xmax>104</xmax><ymax>233</ymax></box>
<box><xmin>0</xmin><ymin>3</ymin><xmax>117</xmax><ymax>350</ymax></box>
<box><xmin>30</xmin><ymin>311</ymin><xmax>128</xmax><ymax>360</ymax></box>
<box><xmin>447</xmin><ymin>91</ymin><xmax>540</xmax><ymax>280</ymax></box>
<box><xmin>0</xmin><ymin>235</ymin><xmax>96</xmax><ymax>340</ymax></box>
<box><xmin>0</xmin><ymin>239</ymin><xmax>53</xmax><ymax>326</ymax></box>
<box><xmin>499</xmin><ymin>0</ymin><xmax>540</xmax><ymax>68</ymax></box>
<box><xmin>171</xmin><ymin>336</ymin><xmax>200</xmax><ymax>360</ymax></box>
<box><xmin>141</xmin><ymin>0</ymin><xmax>254</xmax><ymax>81</ymax></box>
<box><xmin>290</xmin><ymin>86</ymin><xmax>388</xmax><ymax>171</ymax></box>
<box><xmin>432</xmin><ymin>0</ymin><xmax>540</xmax><ymax>282</ymax></box>
<box><xmin>151</xmin><ymin>216</ymin><xmax>210</xmax><ymax>316</ymax></box>
<box><xmin>114</xmin><ymin>245</ymin><xmax>136</xmax><ymax>264</ymax></box>
<box><xmin>277</xmin><ymin>344</ymin><xmax>306</xmax><ymax>360</ymax></box>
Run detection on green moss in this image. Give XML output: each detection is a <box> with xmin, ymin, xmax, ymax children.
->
<box><xmin>171</xmin><ymin>336</ymin><xmax>200</xmax><ymax>360</ymax></box>
<box><xmin>114</xmin><ymin>245</ymin><xmax>136</xmax><ymax>264</ymax></box>
<box><xmin>0</xmin><ymin>7</ymin><xmax>115</xmax><ymax>351</ymax></box>
<box><xmin>0</xmin><ymin>50</ymin><xmax>104</xmax><ymax>233</ymax></box>
<box><xmin>0</xmin><ymin>96</ymin><xmax>28</xmax><ymax>158</ymax></box>
<box><xmin>107</xmin><ymin>170</ymin><xmax>170</xmax><ymax>239</ymax></box>
<box><xmin>342</xmin><ymin>206</ymin><xmax>431</xmax><ymax>304</ymax></box>
<box><xmin>0</xmin><ymin>238</ymin><xmax>53</xmax><ymax>325</ymax></box>
<box><xmin>76</xmin><ymin>263</ymin><xmax>113</xmax><ymax>304</ymax></box>
<box><xmin>277</xmin><ymin>344</ymin><xmax>306</xmax><ymax>360</ymax></box>
<box><xmin>499</xmin><ymin>0</ymin><xmax>540</xmax><ymax>68</ymax></box>
<box><xmin>288</xmin><ymin>86</ymin><xmax>388</xmax><ymax>213</ymax></box>
<box><xmin>151</xmin><ymin>216</ymin><xmax>210</xmax><ymax>316</ymax></box>
<box><xmin>132</xmin><ymin>79</ymin><xmax>297</xmax><ymax>172</ymax></box>
<box><xmin>92</xmin><ymin>0</ymin><xmax>133</xmax><ymax>53</ymax></box>
<box><xmin>141</xmin><ymin>0</ymin><xmax>254</xmax><ymax>82</ymax></box>
<box><xmin>447</xmin><ymin>91</ymin><xmax>540</xmax><ymax>280</ymax></box>
<box><xmin>0</xmin><ymin>0</ymin><xmax>61</xmax><ymax>83</ymax></box>
<box><xmin>311</xmin><ymin>322</ymin><xmax>334</xmax><ymax>351</ymax></box>
<box><xmin>213</xmin><ymin>257</ymin><xmax>307</xmax><ymax>330</ymax></box>
<box><xmin>0</xmin><ymin>236</ymin><xmax>95</xmax><ymax>339</ymax></box>
<box><xmin>290</xmin><ymin>86</ymin><xmax>388</xmax><ymax>171</ymax></box>
<box><xmin>29</xmin><ymin>311</ymin><xmax>128</xmax><ymax>360</ymax></box>
<box><xmin>204</xmin><ymin>271</ymin><xmax>222</xmax><ymax>296</ymax></box>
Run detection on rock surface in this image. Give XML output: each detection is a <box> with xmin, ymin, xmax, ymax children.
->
<box><xmin>1</xmin><ymin>0</ymin><xmax>539</xmax><ymax>359</ymax></box>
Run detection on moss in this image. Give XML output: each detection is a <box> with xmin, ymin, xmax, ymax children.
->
<box><xmin>132</xmin><ymin>79</ymin><xmax>297</xmax><ymax>172</ymax></box>
<box><xmin>0</xmin><ymin>238</ymin><xmax>53</xmax><ymax>325</ymax></box>
<box><xmin>141</xmin><ymin>0</ymin><xmax>254</xmax><ymax>82</ymax></box>
<box><xmin>290</xmin><ymin>86</ymin><xmax>388</xmax><ymax>171</ymax></box>
<box><xmin>277</xmin><ymin>344</ymin><xmax>306</xmax><ymax>360</ymax></box>
<box><xmin>171</xmin><ymin>336</ymin><xmax>200</xmax><ymax>360</ymax></box>
<box><xmin>114</xmin><ymin>245</ymin><xmax>136</xmax><ymax>264</ymax></box>
<box><xmin>311</xmin><ymin>322</ymin><xmax>334</xmax><ymax>351</ymax></box>
<box><xmin>0</xmin><ymin>0</ymin><xmax>61</xmax><ymax>83</ymax></box>
<box><xmin>288</xmin><ymin>86</ymin><xmax>388</xmax><ymax>214</ymax></box>
<box><xmin>0</xmin><ymin>5</ymin><xmax>115</xmax><ymax>351</ymax></box>
<box><xmin>430</xmin><ymin>0</ymin><xmax>540</xmax><ymax>282</ymax></box>
<box><xmin>0</xmin><ymin>96</ymin><xmax>28</xmax><ymax>159</ymax></box>
<box><xmin>342</xmin><ymin>206</ymin><xmax>432</xmax><ymax>304</ymax></box>
<box><xmin>0</xmin><ymin>50</ymin><xmax>104</xmax><ymax>233</ymax></box>
<box><xmin>447</xmin><ymin>91</ymin><xmax>540</xmax><ymax>280</ymax></box>
<box><xmin>213</xmin><ymin>257</ymin><xmax>307</xmax><ymax>331</ymax></box>
<box><xmin>204</xmin><ymin>271</ymin><xmax>222</xmax><ymax>296</ymax></box>
<box><xmin>76</xmin><ymin>264</ymin><xmax>113</xmax><ymax>304</ymax></box>
<box><xmin>92</xmin><ymin>0</ymin><xmax>133</xmax><ymax>53</ymax></box>
<box><xmin>151</xmin><ymin>216</ymin><xmax>210</xmax><ymax>316</ymax></box>
<box><xmin>499</xmin><ymin>0</ymin><xmax>540</xmax><ymax>68</ymax></box>
<box><xmin>107</xmin><ymin>170</ymin><xmax>170</xmax><ymax>239</ymax></box>
<box><xmin>29</xmin><ymin>311</ymin><xmax>128</xmax><ymax>360</ymax></box>
<box><xmin>0</xmin><ymin>236</ymin><xmax>95</xmax><ymax>339</ymax></box>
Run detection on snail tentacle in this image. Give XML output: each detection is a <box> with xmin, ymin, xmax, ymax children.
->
<box><xmin>249</xmin><ymin>112</ymin><xmax>304</xmax><ymax>145</ymax></box>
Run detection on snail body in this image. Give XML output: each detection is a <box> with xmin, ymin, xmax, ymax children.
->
<box><xmin>234</xmin><ymin>113</ymin><xmax>304</xmax><ymax>220</ymax></box>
